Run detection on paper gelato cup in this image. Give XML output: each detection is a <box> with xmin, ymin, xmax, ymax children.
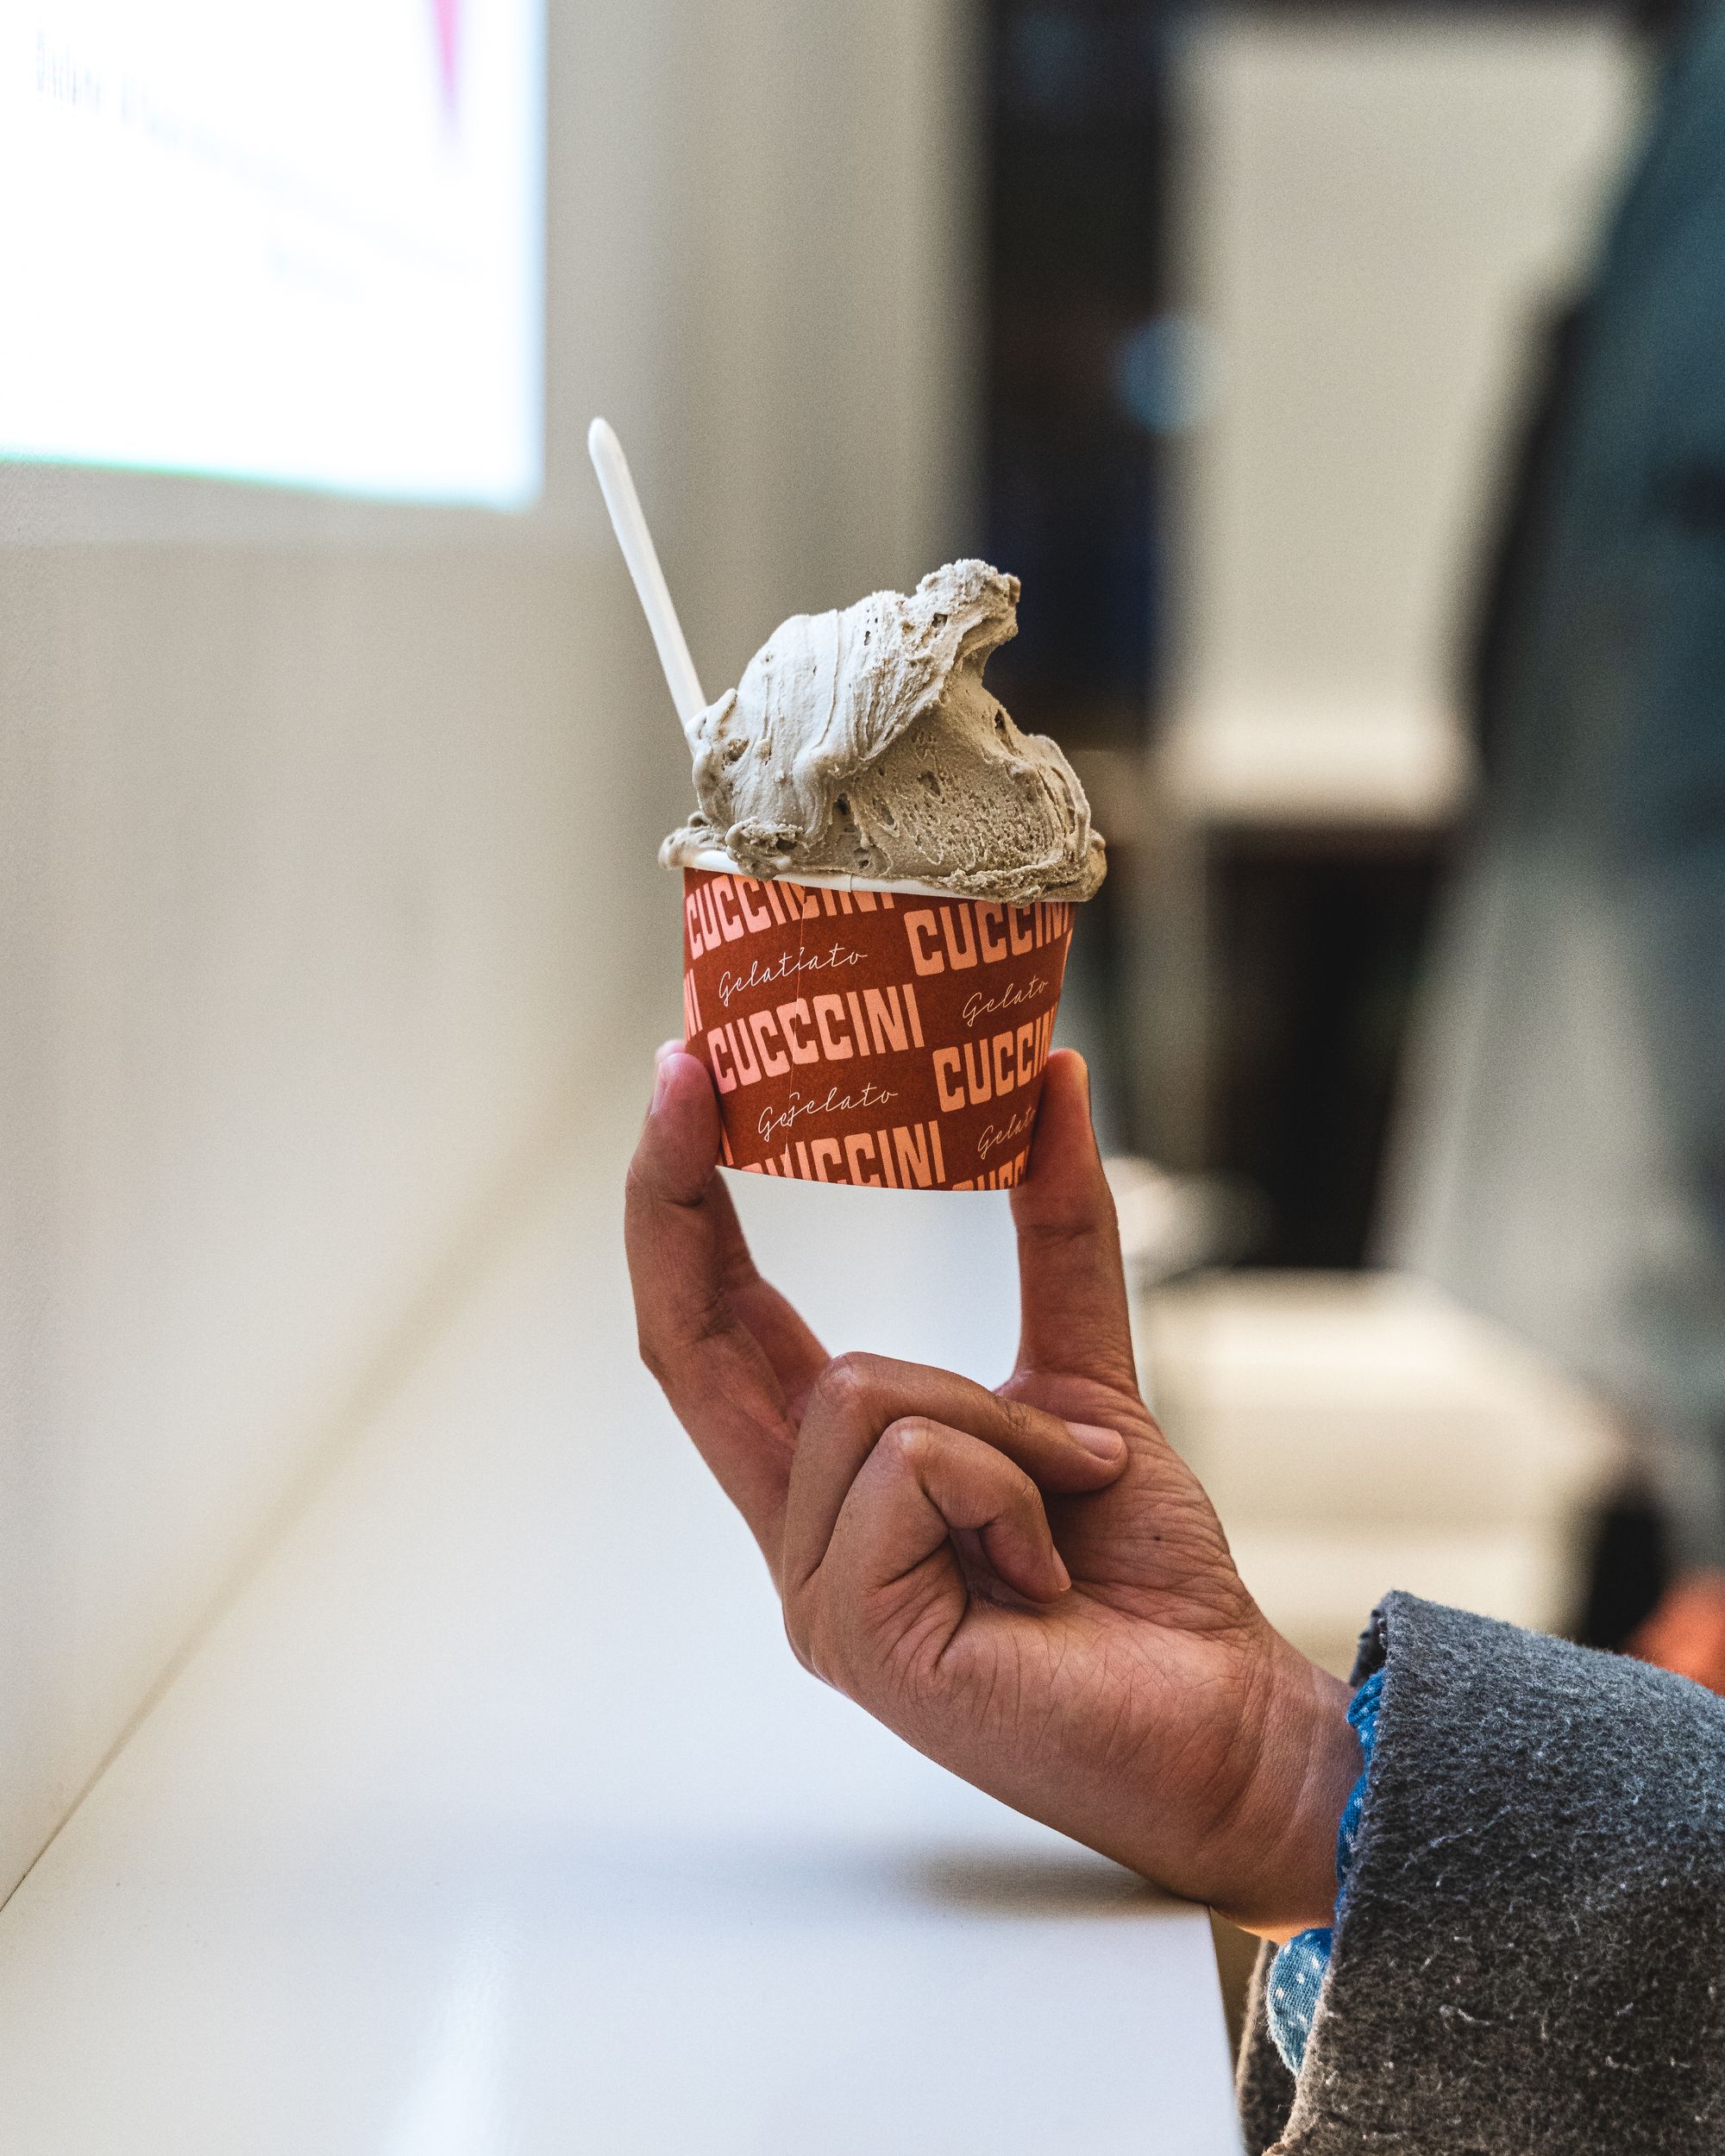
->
<box><xmin>680</xmin><ymin>865</ymin><xmax>1075</xmax><ymax>1191</ymax></box>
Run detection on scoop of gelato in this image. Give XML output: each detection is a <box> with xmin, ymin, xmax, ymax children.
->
<box><xmin>661</xmin><ymin>561</ymin><xmax>1105</xmax><ymax>903</ymax></box>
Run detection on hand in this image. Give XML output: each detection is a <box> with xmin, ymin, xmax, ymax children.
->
<box><xmin>1629</xmin><ymin>1570</ymin><xmax>1725</xmax><ymax>1694</ymax></box>
<box><xmin>625</xmin><ymin>1045</ymin><xmax>1360</xmax><ymax>1939</ymax></box>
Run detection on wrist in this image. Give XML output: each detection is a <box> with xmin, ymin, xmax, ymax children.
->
<box><xmin>1209</xmin><ymin>1640</ymin><xmax>1362</xmax><ymax>1941</ymax></box>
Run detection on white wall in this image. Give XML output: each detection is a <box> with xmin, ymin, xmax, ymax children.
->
<box><xmin>0</xmin><ymin>0</ymin><xmax>975</xmax><ymax>1900</ymax></box>
<box><xmin>668</xmin><ymin>2</ymin><xmax>978</xmax><ymax>692</ymax></box>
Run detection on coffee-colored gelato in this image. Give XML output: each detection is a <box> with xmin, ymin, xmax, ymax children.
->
<box><xmin>660</xmin><ymin>561</ymin><xmax>1105</xmax><ymax>903</ymax></box>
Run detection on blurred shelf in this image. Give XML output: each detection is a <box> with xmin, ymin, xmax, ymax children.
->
<box><xmin>1142</xmin><ymin>1268</ymin><xmax>1622</xmax><ymax>1676</ymax></box>
<box><xmin>1157</xmin><ymin>702</ymin><xmax>1473</xmax><ymax>832</ymax></box>
<box><xmin>1227</xmin><ymin>1524</ymin><xmax>1583</xmax><ymax>1685</ymax></box>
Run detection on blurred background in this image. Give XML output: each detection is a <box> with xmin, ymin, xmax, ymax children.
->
<box><xmin>6</xmin><ymin>0</ymin><xmax>1720</xmax><ymax>1996</ymax></box>
<box><xmin>988</xmin><ymin>0</ymin><xmax>1640</xmax><ymax>1679</ymax></box>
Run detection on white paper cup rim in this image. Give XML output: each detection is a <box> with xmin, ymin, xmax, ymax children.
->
<box><xmin>674</xmin><ymin>848</ymin><xmax>1083</xmax><ymax>904</ymax></box>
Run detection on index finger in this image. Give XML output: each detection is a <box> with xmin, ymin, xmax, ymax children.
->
<box><xmin>1009</xmin><ymin>1051</ymin><xmax>1138</xmax><ymax>1389</ymax></box>
<box><xmin>625</xmin><ymin>1051</ymin><xmax>822</xmax><ymax>1557</ymax></box>
<box><xmin>781</xmin><ymin>1352</ymin><xmax>1127</xmax><ymax>1599</ymax></box>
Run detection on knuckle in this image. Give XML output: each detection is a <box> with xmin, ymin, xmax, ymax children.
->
<box><xmin>781</xmin><ymin>1600</ymin><xmax>816</xmax><ymax>1677</ymax></box>
<box><xmin>811</xmin><ymin>1350</ymin><xmax>881</xmax><ymax>1416</ymax></box>
<box><xmin>985</xmin><ymin>1452</ymin><xmax>1043</xmax><ymax>1527</ymax></box>
<box><xmin>883</xmin><ymin>1414</ymin><xmax>937</xmax><ymax>1467</ymax></box>
<box><xmin>1016</xmin><ymin>1213</ymin><xmax>1095</xmax><ymax>1257</ymax></box>
<box><xmin>634</xmin><ymin>1292</ymin><xmax>728</xmax><ymax>1388</ymax></box>
<box><xmin>1007</xmin><ymin>1464</ymin><xmax>1044</xmax><ymax>1520</ymax></box>
<box><xmin>786</xmin><ymin>1600</ymin><xmax>842</xmax><ymax>1689</ymax></box>
<box><xmin>994</xmin><ymin>1394</ymin><xmax>1043</xmax><ymax>1451</ymax></box>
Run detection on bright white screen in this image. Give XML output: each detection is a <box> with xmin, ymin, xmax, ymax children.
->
<box><xmin>0</xmin><ymin>1</ymin><xmax>544</xmax><ymax>506</ymax></box>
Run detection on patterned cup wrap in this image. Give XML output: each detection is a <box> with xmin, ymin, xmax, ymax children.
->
<box><xmin>681</xmin><ymin>868</ymin><xmax>1073</xmax><ymax>1192</ymax></box>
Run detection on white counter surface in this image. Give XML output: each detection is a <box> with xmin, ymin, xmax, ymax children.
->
<box><xmin>0</xmin><ymin>1107</ymin><xmax>1239</xmax><ymax>2153</ymax></box>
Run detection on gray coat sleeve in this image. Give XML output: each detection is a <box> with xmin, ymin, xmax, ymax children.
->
<box><xmin>1239</xmin><ymin>1591</ymin><xmax>1725</xmax><ymax>2154</ymax></box>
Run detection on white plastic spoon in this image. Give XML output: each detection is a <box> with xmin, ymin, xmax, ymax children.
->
<box><xmin>588</xmin><ymin>417</ymin><xmax>950</xmax><ymax>899</ymax></box>
<box><xmin>586</xmin><ymin>417</ymin><xmax>706</xmax><ymax>743</ymax></box>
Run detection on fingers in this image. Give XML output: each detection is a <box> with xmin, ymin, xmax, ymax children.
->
<box><xmin>826</xmin><ymin>1418</ymin><xmax>1072</xmax><ymax>1620</ymax></box>
<box><xmin>648</xmin><ymin>1044</ymin><xmax>829</xmax><ymax>1411</ymax></box>
<box><xmin>625</xmin><ymin>1050</ymin><xmax>822</xmax><ymax>1555</ymax></box>
<box><xmin>781</xmin><ymin>1351</ymin><xmax>1125</xmax><ymax>1596</ymax></box>
<box><xmin>1011</xmin><ymin>1051</ymin><xmax>1138</xmax><ymax>1390</ymax></box>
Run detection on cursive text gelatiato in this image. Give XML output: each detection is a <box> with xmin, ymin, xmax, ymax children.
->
<box><xmin>718</xmin><ymin>943</ymin><xmax>862</xmax><ymax>1009</ymax></box>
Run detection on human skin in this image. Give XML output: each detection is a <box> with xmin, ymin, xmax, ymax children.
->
<box><xmin>624</xmin><ymin>1046</ymin><xmax>1362</xmax><ymax>1940</ymax></box>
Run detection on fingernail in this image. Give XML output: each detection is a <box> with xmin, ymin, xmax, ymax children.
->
<box><xmin>1051</xmin><ymin>1548</ymin><xmax>1072</xmax><ymax>1594</ymax></box>
<box><xmin>1065</xmin><ymin>1420</ymin><xmax>1125</xmax><ymax>1461</ymax></box>
<box><xmin>649</xmin><ymin>1056</ymin><xmax>674</xmax><ymax>1115</ymax></box>
<box><xmin>655</xmin><ymin>1038</ymin><xmax>683</xmax><ymax>1065</ymax></box>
